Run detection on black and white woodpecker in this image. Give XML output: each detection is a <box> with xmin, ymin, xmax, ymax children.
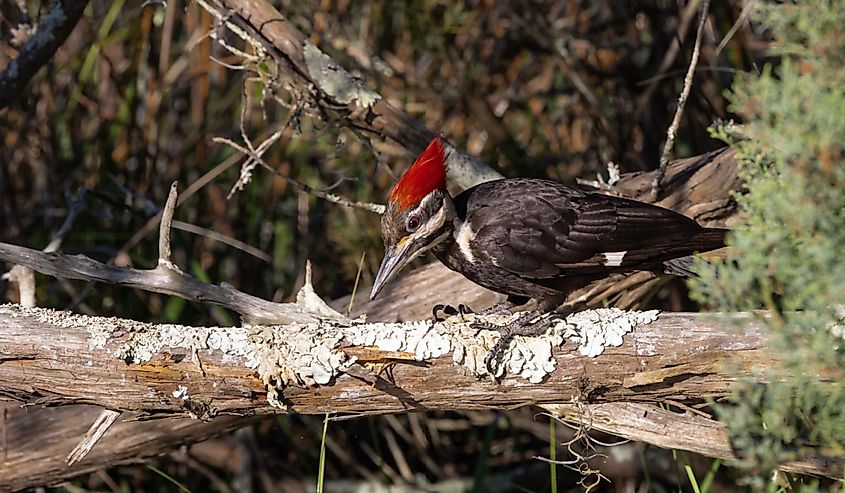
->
<box><xmin>371</xmin><ymin>137</ymin><xmax>727</xmax><ymax>362</ymax></box>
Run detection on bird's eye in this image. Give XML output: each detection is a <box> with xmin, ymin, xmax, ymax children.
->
<box><xmin>407</xmin><ymin>215</ymin><xmax>421</xmax><ymax>232</ymax></box>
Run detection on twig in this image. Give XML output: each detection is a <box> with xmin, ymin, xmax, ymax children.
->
<box><xmin>44</xmin><ymin>188</ymin><xmax>87</xmax><ymax>254</ymax></box>
<box><xmin>715</xmin><ymin>0</ymin><xmax>756</xmax><ymax>57</ymax></box>
<box><xmin>650</xmin><ymin>0</ymin><xmax>711</xmax><ymax>201</ymax></box>
<box><xmin>214</xmin><ymin>136</ymin><xmax>386</xmax><ymax>214</ymax></box>
<box><xmin>158</xmin><ymin>182</ymin><xmax>179</xmax><ymax>267</ymax></box>
<box><xmin>634</xmin><ymin>0</ymin><xmax>702</xmax><ymax>121</ymax></box>
<box><xmin>0</xmin><ymin>0</ymin><xmax>92</xmax><ymax>109</ymax></box>
<box><xmin>171</xmin><ymin>220</ymin><xmax>271</xmax><ymax>263</ymax></box>
<box><xmin>66</xmin><ymin>410</ymin><xmax>121</xmax><ymax>466</ymax></box>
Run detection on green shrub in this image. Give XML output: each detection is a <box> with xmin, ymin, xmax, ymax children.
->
<box><xmin>691</xmin><ymin>0</ymin><xmax>845</xmax><ymax>479</ymax></box>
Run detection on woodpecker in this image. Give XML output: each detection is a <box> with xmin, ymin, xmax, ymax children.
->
<box><xmin>371</xmin><ymin>137</ymin><xmax>727</xmax><ymax>365</ymax></box>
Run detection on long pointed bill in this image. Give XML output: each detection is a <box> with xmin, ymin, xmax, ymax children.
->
<box><xmin>370</xmin><ymin>239</ymin><xmax>414</xmax><ymax>300</ymax></box>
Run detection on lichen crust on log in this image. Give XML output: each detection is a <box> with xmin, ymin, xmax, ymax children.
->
<box><xmin>2</xmin><ymin>303</ymin><xmax>661</xmax><ymax>397</ymax></box>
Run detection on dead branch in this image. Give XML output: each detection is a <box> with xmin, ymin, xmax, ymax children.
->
<box><xmin>0</xmin><ymin>238</ymin><xmax>339</xmax><ymax>327</ymax></box>
<box><xmin>651</xmin><ymin>0</ymin><xmax>711</xmax><ymax>199</ymax></box>
<box><xmin>541</xmin><ymin>402</ymin><xmax>844</xmax><ymax>479</ymax></box>
<box><xmin>194</xmin><ymin>0</ymin><xmax>502</xmax><ymax>193</ymax></box>
<box><xmin>0</xmin><ymin>0</ymin><xmax>91</xmax><ymax>109</ymax></box>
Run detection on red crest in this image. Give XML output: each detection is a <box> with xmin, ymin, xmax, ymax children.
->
<box><xmin>389</xmin><ymin>137</ymin><xmax>448</xmax><ymax>210</ymax></box>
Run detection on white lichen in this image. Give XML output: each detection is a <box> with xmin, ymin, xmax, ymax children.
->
<box><xmin>447</xmin><ymin>314</ymin><xmax>564</xmax><ymax>383</ymax></box>
<box><xmin>346</xmin><ymin>308</ymin><xmax>659</xmax><ymax>383</ymax></box>
<box><xmin>345</xmin><ymin>320</ymin><xmax>451</xmax><ymax>360</ymax></box>
<box><xmin>113</xmin><ymin>321</ymin><xmax>355</xmax><ymax>406</ymax></box>
<box><xmin>303</xmin><ymin>42</ymin><xmax>381</xmax><ymax>108</ymax></box>
<box><xmin>557</xmin><ymin>308</ymin><xmax>660</xmax><ymax>357</ymax></box>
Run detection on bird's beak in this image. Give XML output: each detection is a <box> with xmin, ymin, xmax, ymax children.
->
<box><xmin>370</xmin><ymin>238</ymin><xmax>414</xmax><ymax>300</ymax></box>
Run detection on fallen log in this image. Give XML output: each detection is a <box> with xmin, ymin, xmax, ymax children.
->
<box><xmin>1</xmin><ymin>302</ymin><xmax>843</xmax><ymax>487</ymax></box>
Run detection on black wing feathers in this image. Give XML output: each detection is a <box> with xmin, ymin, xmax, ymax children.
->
<box><xmin>459</xmin><ymin>179</ymin><xmax>725</xmax><ymax>280</ymax></box>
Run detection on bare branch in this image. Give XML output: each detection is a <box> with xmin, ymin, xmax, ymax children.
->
<box><xmin>0</xmin><ymin>0</ymin><xmax>91</xmax><ymax>109</ymax></box>
<box><xmin>650</xmin><ymin>0</ymin><xmax>711</xmax><ymax>200</ymax></box>
<box><xmin>214</xmin><ymin>135</ymin><xmax>386</xmax><ymax>214</ymax></box>
<box><xmin>171</xmin><ymin>220</ymin><xmax>271</xmax><ymax>263</ymax></box>
<box><xmin>44</xmin><ymin>188</ymin><xmax>87</xmax><ymax>254</ymax></box>
<box><xmin>195</xmin><ymin>0</ymin><xmax>503</xmax><ymax>193</ymax></box>
<box><xmin>0</xmin><ymin>241</ymin><xmax>341</xmax><ymax>325</ymax></box>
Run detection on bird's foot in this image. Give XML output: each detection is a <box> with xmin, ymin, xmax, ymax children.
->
<box><xmin>472</xmin><ymin>310</ymin><xmax>559</xmax><ymax>376</ymax></box>
<box><xmin>432</xmin><ymin>303</ymin><xmax>474</xmax><ymax>322</ymax></box>
<box><xmin>433</xmin><ymin>297</ymin><xmax>524</xmax><ymax>321</ymax></box>
<box><xmin>474</xmin><ymin>300</ymin><xmax>516</xmax><ymax>316</ymax></box>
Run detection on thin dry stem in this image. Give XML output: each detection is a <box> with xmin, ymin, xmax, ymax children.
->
<box><xmin>650</xmin><ymin>0</ymin><xmax>711</xmax><ymax>200</ymax></box>
<box><xmin>214</xmin><ymin>136</ymin><xmax>385</xmax><ymax>214</ymax></box>
<box><xmin>158</xmin><ymin>182</ymin><xmax>179</xmax><ymax>266</ymax></box>
<box><xmin>66</xmin><ymin>410</ymin><xmax>121</xmax><ymax>466</ymax></box>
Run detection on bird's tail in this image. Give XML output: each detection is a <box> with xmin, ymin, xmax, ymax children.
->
<box><xmin>662</xmin><ymin>256</ymin><xmax>698</xmax><ymax>277</ymax></box>
<box><xmin>689</xmin><ymin>227</ymin><xmax>729</xmax><ymax>251</ymax></box>
<box><xmin>662</xmin><ymin>228</ymin><xmax>729</xmax><ymax>278</ymax></box>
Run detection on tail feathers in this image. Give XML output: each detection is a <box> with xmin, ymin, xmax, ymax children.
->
<box><xmin>663</xmin><ymin>227</ymin><xmax>729</xmax><ymax>278</ymax></box>
<box><xmin>690</xmin><ymin>227</ymin><xmax>729</xmax><ymax>251</ymax></box>
<box><xmin>662</xmin><ymin>256</ymin><xmax>698</xmax><ymax>278</ymax></box>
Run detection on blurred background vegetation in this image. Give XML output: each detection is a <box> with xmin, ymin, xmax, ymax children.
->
<box><xmin>2</xmin><ymin>0</ymin><xmax>842</xmax><ymax>491</ymax></box>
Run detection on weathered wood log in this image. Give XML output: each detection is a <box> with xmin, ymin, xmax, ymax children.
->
<box><xmin>0</xmin><ymin>305</ymin><xmax>756</xmax><ymax>415</ymax></box>
<box><xmin>1</xmin><ymin>302</ymin><xmax>843</xmax><ymax>486</ymax></box>
<box><xmin>0</xmin><ymin>404</ymin><xmax>256</xmax><ymax>492</ymax></box>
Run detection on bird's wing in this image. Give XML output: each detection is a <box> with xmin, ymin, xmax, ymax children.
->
<box><xmin>465</xmin><ymin>179</ymin><xmax>720</xmax><ymax>279</ymax></box>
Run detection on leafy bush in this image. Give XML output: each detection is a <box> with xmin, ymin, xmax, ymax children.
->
<box><xmin>692</xmin><ymin>0</ymin><xmax>845</xmax><ymax>478</ymax></box>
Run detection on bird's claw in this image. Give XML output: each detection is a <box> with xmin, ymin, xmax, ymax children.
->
<box><xmin>476</xmin><ymin>311</ymin><xmax>557</xmax><ymax>377</ymax></box>
<box><xmin>432</xmin><ymin>303</ymin><xmax>474</xmax><ymax>322</ymax></box>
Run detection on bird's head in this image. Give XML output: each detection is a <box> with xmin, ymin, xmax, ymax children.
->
<box><xmin>371</xmin><ymin>137</ymin><xmax>455</xmax><ymax>300</ymax></box>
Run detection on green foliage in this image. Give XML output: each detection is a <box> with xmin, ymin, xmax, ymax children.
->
<box><xmin>691</xmin><ymin>0</ymin><xmax>845</xmax><ymax>478</ymax></box>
